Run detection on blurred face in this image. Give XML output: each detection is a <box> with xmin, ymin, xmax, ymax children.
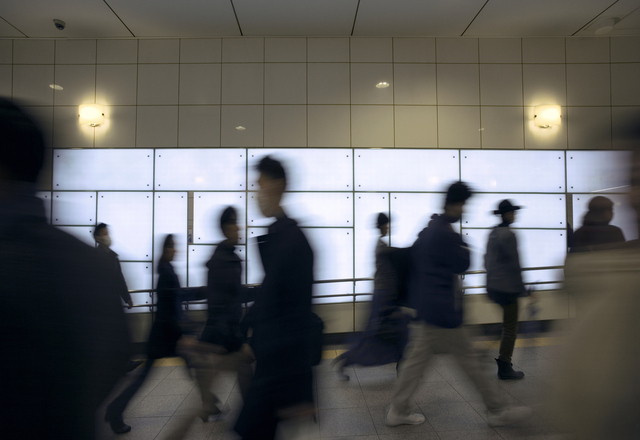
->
<box><xmin>165</xmin><ymin>245</ymin><xmax>176</xmax><ymax>262</ymax></box>
<box><xmin>223</xmin><ymin>216</ymin><xmax>240</xmax><ymax>244</ymax></box>
<box><xmin>257</xmin><ymin>173</ymin><xmax>284</xmax><ymax>218</ymax></box>
<box><xmin>446</xmin><ymin>202</ymin><xmax>465</xmax><ymax>222</ymax></box>
<box><xmin>504</xmin><ymin>211</ymin><xmax>516</xmax><ymax>225</ymax></box>
<box><xmin>97</xmin><ymin>228</ymin><xmax>112</xmax><ymax>247</ymax></box>
<box><xmin>379</xmin><ymin>223</ymin><xmax>389</xmax><ymax>237</ymax></box>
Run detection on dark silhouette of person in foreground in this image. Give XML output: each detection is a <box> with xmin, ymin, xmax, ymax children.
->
<box><xmin>0</xmin><ymin>98</ymin><xmax>130</xmax><ymax>439</ymax></box>
<box><xmin>570</xmin><ymin>195</ymin><xmax>625</xmax><ymax>253</ymax></box>
<box><xmin>234</xmin><ymin>156</ymin><xmax>315</xmax><ymax>440</ymax></box>
<box><xmin>334</xmin><ymin>213</ymin><xmax>409</xmax><ymax>380</ymax></box>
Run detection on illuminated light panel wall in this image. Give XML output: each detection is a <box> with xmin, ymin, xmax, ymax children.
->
<box><xmin>45</xmin><ymin>148</ymin><xmax>634</xmax><ymax>311</ymax></box>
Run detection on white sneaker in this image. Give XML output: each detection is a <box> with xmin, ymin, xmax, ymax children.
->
<box><xmin>488</xmin><ymin>405</ymin><xmax>533</xmax><ymax>427</ymax></box>
<box><xmin>385</xmin><ymin>405</ymin><xmax>426</xmax><ymax>427</ymax></box>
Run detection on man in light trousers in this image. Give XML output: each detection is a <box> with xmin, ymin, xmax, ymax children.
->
<box><xmin>385</xmin><ymin>182</ymin><xmax>531</xmax><ymax>428</ymax></box>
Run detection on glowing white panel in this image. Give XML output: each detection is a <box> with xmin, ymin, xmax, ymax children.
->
<box><xmin>154</xmin><ymin>192</ymin><xmax>188</xmax><ymax>288</ymax></box>
<box><xmin>462</xmin><ymin>228</ymin><xmax>567</xmax><ymax>272</ymax></box>
<box><xmin>247</xmin><ymin>192</ymin><xmax>354</xmax><ymax>227</ymax></box>
<box><xmin>155</xmin><ymin>149</ymin><xmax>246</xmax><ymax>191</ymax></box>
<box><xmin>463</xmin><ymin>194</ymin><xmax>566</xmax><ymax>229</ymax></box>
<box><xmin>188</xmin><ymin>244</ymin><xmax>246</xmax><ymax>288</ymax></box>
<box><xmin>314</xmin><ymin>282</ymin><xmax>354</xmax><ymax>298</ymax></box>
<box><xmin>356</xmin><ymin>295</ymin><xmax>373</xmax><ymax>302</ymax></box>
<box><xmin>355</xmin><ymin>193</ymin><xmax>390</xmax><ymax>278</ymax></box>
<box><xmin>246</xmin><ymin>227</ymin><xmax>353</xmax><ymax>283</ymax></box>
<box><xmin>390</xmin><ymin>193</ymin><xmax>454</xmax><ymax>248</ymax></box>
<box><xmin>193</xmin><ymin>192</ymin><xmax>246</xmax><ymax>244</ymax></box>
<box><xmin>247</xmin><ymin>149</ymin><xmax>353</xmax><ymax>191</ymax></box>
<box><xmin>313</xmin><ymin>297</ymin><xmax>350</xmax><ymax>305</ymax></box>
<box><xmin>355</xmin><ymin>149</ymin><xmax>459</xmax><ymax>192</ymax></box>
<box><xmin>53</xmin><ymin>149</ymin><xmax>153</xmax><ymax>190</ymax></box>
<box><xmin>355</xmin><ymin>280</ymin><xmax>374</xmax><ymax>295</ymax></box>
<box><xmin>51</xmin><ymin>192</ymin><xmax>97</xmax><ymax>225</ymax></box>
<box><xmin>121</xmin><ymin>261</ymin><xmax>153</xmax><ymax>293</ymax></box>
<box><xmin>567</xmin><ymin>151</ymin><xmax>632</xmax><ymax>193</ymax></box>
<box><xmin>572</xmin><ymin>194</ymin><xmax>638</xmax><ymax>241</ymax></box>
<box><xmin>461</xmin><ymin>151</ymin><xmax>565</xmax><ymax>193</ymax></box>
<box><xmin>37</xmin><ymin>191</ymin><xmax>52</xmax><ymax>223</ymax></box>
<box><xmin>56</xmin><ymin>226</ymin><xmax>96</xmax><ymax>246</ymax></box>
<box><xmin>97</xmin><ymin>192</ymin><xmax>153</xmax><ymax>261</ymax></box>
<box><xmin>246</xmin><ymin>227</ymin><xmax>268</xmax><ymax>284</ymax></box>
<box><xmin>305</xmin><ymin>228</ymin><xmax>353</xmax><ymax>281</ymax></box>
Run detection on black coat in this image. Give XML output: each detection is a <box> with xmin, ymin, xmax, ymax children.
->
<box><xmin>200</xmin><ymin>240</ymin><xmax>252</xmax><ymax>352</ymax></box>
<box><xmin>147</xmin><ymin>260</ymin><xmax>192</xmax><ymax>359</ymax></box>
<box><xmin>96</xmin><ymin>243</ymin><xmax>132</xmax><ymax>304</ymax></box>
<box><xmin>235</xmin><ymin>216</ymin><xmax>314</xmax><ymax>438</ymax></box>
<box><xmin>0</xmin><ymin>190</ymin><xmax>130</xmax><ymax>439</ymax></box>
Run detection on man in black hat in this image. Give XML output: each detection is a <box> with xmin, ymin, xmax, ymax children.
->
<box><xmin>484</xmin><ymin>199</ymin><xmax>526</xmax><ymax>380</ymax></box>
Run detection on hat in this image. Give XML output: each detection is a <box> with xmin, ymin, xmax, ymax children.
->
<box><xmin>494</xmin><ymin>199</ymin><xmax>522</xmax><ymax>215</ymax></box>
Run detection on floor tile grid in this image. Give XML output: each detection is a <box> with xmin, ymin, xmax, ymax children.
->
<box><xmin>100</xmin><ymin>342</ymin><xmax>567</xmax><ymax>439</ymax></box>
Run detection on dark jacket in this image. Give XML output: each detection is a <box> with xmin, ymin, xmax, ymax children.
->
<box><xmin>96</xmin><ymin>244</ymin><xmax>132</xmax><ymax>305</ymax></box>
<box><xmin>1</xmin><ymin>188</ymin><xmax>130</xmax><ymax>439</ymax></box>
<box><xmin>147</xmin><ymin>260</ymin><xmax>198</xmax><ymax>358</ymax></box>
<box><xmin>200</xmin><ymin>239</ymin><xmax>252</xmax><ymax>352</ymax></box>
<box><xmin>571</xmin><ymin>223</ymin><xmax>625</xmax><ymax>253</ymax></box>
<box><xmin>408</xmin><ymin>214</ymin><xmax>470</xmax><ymax>328</ymax></box>
<box><xmin>235</xmin><ymin>215</ymin><xmax>314</xmax><ymax>437</ymax></box>
<box><xmin>484</xmin><ymin>223</ymin><xmax>526</xmax><ymax>301</ymax></box>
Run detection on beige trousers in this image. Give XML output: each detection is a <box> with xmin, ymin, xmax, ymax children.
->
<box><xmin>162</xmin><ymin>350</ymin><xmax>254</xmax><ymax>440</ymax></box>
<box><xmin>392</xmin><ymin>320</ymin><xmax>506</xmax><ymax>415</ymax></box>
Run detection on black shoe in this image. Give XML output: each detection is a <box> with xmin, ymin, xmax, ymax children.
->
<box><xmin>496</xmin><ymin>358</ymin><xmax>525</xmax><ymax>380</ymax></box>
<box><xmin>126</xmin><ymin>360</ymin><xmax>144</xmax><ymax>372</ymax></box>
<box><xmin>105</xmin><ymin>410</ymin><xmax>131</xmax><ymax>434</ymax></box>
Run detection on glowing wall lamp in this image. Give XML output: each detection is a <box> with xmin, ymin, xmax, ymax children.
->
<box><xmin>534</xmin><ymin>105</ymin><xmax>561</xmax><ymax>129</ymax></box>
<box><xmin>78</xmin><ymin>104</ymin><xmax>105</xmax><ymax>127</ymax></box>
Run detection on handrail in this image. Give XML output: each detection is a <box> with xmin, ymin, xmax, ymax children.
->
<box><xmin>125</xmin><ymin>266</ymin><xmax>565</xmax><ymax>310</ymax></box>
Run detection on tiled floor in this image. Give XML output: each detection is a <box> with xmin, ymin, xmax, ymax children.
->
<box><xmin>97</xmin><ymin>337</ymin><xmax>568</xmax><ymax>440</ymax></box>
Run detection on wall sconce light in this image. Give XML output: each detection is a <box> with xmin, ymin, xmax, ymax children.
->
<box><xmin>78</xmin><ymin>104</ymin><xmax>105</xmax><ymax>127</ymax></box>
<box><xmin>534</xmin><ymin>105</ymin><xmax>561</xmax><ymax>128</ymax></box>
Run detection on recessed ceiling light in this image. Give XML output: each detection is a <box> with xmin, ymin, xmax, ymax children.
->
<box><xmin>594</xmin><ymin>18</ymin><xmax>618</xmax><ymax>35</ymax></box>
<box><xmin>49</xmin><ymin>84</ymin><xmax>63</xmax><ymax>90</ymax></box>
<box><xmin>376</xmin><ymin>82</ymin><xmax>390</xmax><ymax>89</ymax></box>
<box><xmin>236</xmin><ymin>126</ymin><xmax>246</xmax><ymax>131</ymax></box>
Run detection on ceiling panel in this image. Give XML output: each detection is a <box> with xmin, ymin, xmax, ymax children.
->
<box><xmin>233</xmin><ymin>0</ymin><xmax>358</xmax><ymax>36</ymax></box>
<box><xmin>106</xmin><ymin>0</ymin><xmax>240</xmax><ymax>37</ymax></box>
<box><xmin>0</xmin><ymin>0</ymin><xmax>131</xmax><ymax>38</ymax></box>
<box><xmin>0</xmin><ymin>17</ymin><xmax>25</xmax><ymax>37</ymax></box>
<box><xmin>353</xmin><ymin>0</ymin><xmax>487</xmax><ymax>36</ymax></box>
<box><xmin>465</xmin><ymin>0</ymin><xmax>617</xmax><ymax>36</ymax></box>
<box><xmin>575</xmin><ymin>0</ymin><xmax>640</xmax><ymax>36</ymax></box>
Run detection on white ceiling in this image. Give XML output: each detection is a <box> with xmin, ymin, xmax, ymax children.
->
<box><xmin>1</xmin><ymin>0</ymin><xmax>639</xmax><ymax>38</ymax></box>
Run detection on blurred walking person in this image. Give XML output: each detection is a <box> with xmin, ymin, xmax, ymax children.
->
<box><xmin>195</xmin><ymin>206</ymin><xmax>255</xmax><ymax>420</ymax></box>
<box><xmin>0</xmin><ymin>98</ymin><xmax>130</xmax><ymax>439</ymax></box>
<box><xmin>333</xmin><ymin>213</ymin><xmax>409</xmax><ymax>380</ymax></box>
<box><xmin>105</xmin><ymin>234</ymin><xmax>200</xmax><ymax>434</ymax></box>
<box><xmin>570</xmin><ymin>196</ymin><xmax>625</xmax><ymax>253</ymax></box>
<box><xmin>234</xmin><ymin>156</ymin><xmax>315</xmax><ymax>440</ymax></box>
<box><xmin>484</xmin><ymin>199</ymin><xmax>527</xmax><ymax>380</ymax></box>
<box><xmin>385</xmin><ymin>182</ymin><xmax>531</xmax><ymax>428</ymax></box>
